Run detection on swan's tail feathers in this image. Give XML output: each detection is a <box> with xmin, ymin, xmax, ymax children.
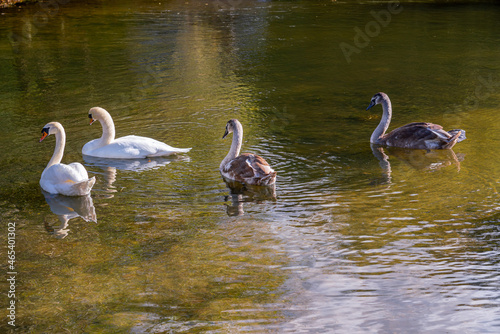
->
<box><xmin>449</xmin><ymin>129</ymin><xmax>466</xmax><ymax>143</ymax></box>
<box><xmin>258</xmin><ymin>171</ymin><xmax>277</xmax><ymax>186</ymax></box>
<box><xmin>443</xmin><ymin>132</ymin><xmax>462</xmax><ymax>149</ymax></box>
<box><xmin>174</xmin><ymin>147</ymin><xmax>192</xmax><ymax>154</ymax></box>
<box><xmin>149</xmin><ymin>147</ymin><xmax>192</xmax><ymax>157</ymax></box>
<box><xmin>74</xmin><ymin>176</ymin><xmax>96</xmax><ymax>196</ymax></box>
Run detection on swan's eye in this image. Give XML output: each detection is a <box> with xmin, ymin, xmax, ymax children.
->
<box><xmin>41</xmin><ymin>128</ymin><xmax>49</xmax><ymax>135</ymax></box>
<box><xmin>88</xmin><ymin>114</ymin><xmax>92</xmax><ymax>118</ymax></box>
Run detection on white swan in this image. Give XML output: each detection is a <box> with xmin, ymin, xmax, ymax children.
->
<box><xmin>40</xmin><ymin>122</ymin><xmax>96</xmax><ymax>196</ymax></box>
<box><xmin>220</xmin><ymin>119</ymin><xmax>277</xmax><ymax>186</ymax></box>
<box><xmin>367</xmin><ymin>92</ymin><xmax>466</xmax><ymax>149</ymax></box>
<box><xmin>83</xmin><ymin>107</ymin><xmax>191</xmax><ymax>159</ymax></box>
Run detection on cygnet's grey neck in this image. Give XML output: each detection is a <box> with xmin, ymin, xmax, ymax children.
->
<box><xmin>220</xmin><ymin>124</ymin><xmax>243</xmax><ymax>170</ymax></box>
<box><xmin>371</xmin><ymin>97</ymin><xmax>392</xmax><ymax>144</ymax></box>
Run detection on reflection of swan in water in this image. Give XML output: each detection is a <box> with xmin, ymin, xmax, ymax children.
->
<box><xmin>371</xmin><ymin>144</ymin><xmax>464</xmax><ymax>183</ymax></box>
<box><xmin>83</xmin><ymin>155</ymin><xmax>189</xmax><ymax>172</ymax></box>
<box><xmin>385</xmin><ymin>146</ymin><xmax>463</xmax><ymax>171</ymax></box>
<box><xmin>222</xmin><ymin>176</ymin><xmax>276</xmax><ymax>216</ymax></box>
<box><xmin>42</xmin><ymin>191</ymin><xmax>96</xmax><ymax>239</ymax></box>
<box><xmin>83</xmin><ymin>155</ymin><xmax>190</xmax><ymax>196</ymax></box>
<box><xmin>371</xmin><ymin>144</ymin><xmax>392</xmax><ymax>185</ymax></box>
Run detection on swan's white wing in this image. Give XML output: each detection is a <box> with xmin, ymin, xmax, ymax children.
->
<box><xmin>83</xmin><ymin>135</ymin><xmax>191</xmax><ymax>159</ymax></box>
<box><xmin>82</xmin><ymin>139</ymin><xmax>102</xmax><ymax>156</ymax></box>
<box><xmin>43</xmin><ymin>163</ymin><xmax>89</xmax><ymax>182</ymax></box>
<box><xmin>40</xmin><ymin>163</ymin><xmax>95</xmax><ymax>196</ymax></box>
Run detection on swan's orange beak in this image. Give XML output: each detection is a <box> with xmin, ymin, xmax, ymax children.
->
<box><xmin>89</xmin><ymin>113</ymin><xmax>95</xmax><ymax>125</ymax></box>
<box><xmin>40</xmin><ymin>129</ymin><xmax>49</xmax><ymax>142</ymax></box>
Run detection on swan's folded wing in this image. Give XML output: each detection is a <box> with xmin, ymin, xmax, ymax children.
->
<box><xmin>223</xmin><ymin>154</ymin><xmax>257</xmax><ymax>179</ymax></box>
<box><xmin>54</xmin><ymin>176</ymin><xmax>95</xmax><ymax>196</ymax></box>
<box><xmin>385</xmin><ymin>122</ymin><xmax>453</xmax><ymax>148</ymax></box>
<box><xmin>42</xmin><ymin>163</ymin><xmax>89</xmax><ymax>184</ymax></box>
<box><xmin>223</xmin><ymin>153</ymin><xmax>275</xmax><ymax>180</ymax></box>
<box><xmin>41</xmin><ymin>163</ymin><xmax>94</xmax><ymax>196</ymax></box>
<box><xmin>91</xmin><ymin>135</ymin><xmax>190</xmax><ymax>158</ymax></box>
<box><xmin>245</xmin><ymin>154</ymin><xmax>275</xmax><ymax>177</ymax></box>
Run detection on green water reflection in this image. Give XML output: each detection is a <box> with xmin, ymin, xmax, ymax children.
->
<box><xmin>1</xmin><ymin>0</ymin><xmax>499</xmax><ymax>332</ymax></box>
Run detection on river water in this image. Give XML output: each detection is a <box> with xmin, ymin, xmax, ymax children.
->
<box><xmin>1</xmin><ymin>0</ymin><xmax>499</xmax><ymax>333</ymax></box>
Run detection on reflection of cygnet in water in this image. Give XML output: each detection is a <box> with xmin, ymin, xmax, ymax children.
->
<box><xmin>42</xmin><ymin>191</ymin><xmax>97</xmax><ymax>239</ymax></box>
<box><xmin>384</xmin><ymin>146</ymin><xmax>464</xmax><ymax>171</ymax></box>
<box><xmin>222</xmin><ymin>176</ymin><xmax>276</xmax><ymax>217</ymax></box>
<box><xmin>225</xmin><ymin>193</ymin><xmax>245</xmax><ymax>217</ymax></box>
<box><xmin>371</xmin><ymin>144</ymin><xmax>392</xmax><ymax>185</ymax></box>
<box><xmin>371</xmin><ymin>144</ymin><xmax>465</xmax><ymax>184</ymax></box>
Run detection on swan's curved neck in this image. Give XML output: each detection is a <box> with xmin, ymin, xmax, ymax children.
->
<box><xmin>98</xmin><ymin>112</ymin><xmax>116</xmax><ymax>145</ymax></box>
<box><xmin>220</xmin><ymin>124</ymin><xmax>243</xmax><ymax>170</ymax></box>
<box><xmin>47</xmin><ymin>125</ymin><xmax>65</xmax><ymax>168</ymax></box>
<box><xmin>371</xmin><ymin>96</ymin><xmax>392</xmax><ymax>143</ymax></box>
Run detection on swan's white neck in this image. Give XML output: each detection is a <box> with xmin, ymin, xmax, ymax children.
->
<box><xmin>220</xmin><ymin>123</ymin><xmax>243</xmax><ymax>170</ymax></box>
<box><xmin>371</xmin><ymin>96</ymin><xmax>392</xmax><ymax>144</ymax></box>
<box><xmin>46</xmin><ymin>123</ymin><xmax>65</xmax><ymax>169</ymax></box>
<box><xmin>97</xmin><ymin>111</ymin><xmax>116</xmax><ymax>146</ymax></box>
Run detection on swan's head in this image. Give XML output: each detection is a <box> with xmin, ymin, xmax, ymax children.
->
<box><xmin>222</xmin><ymin>119</ymin><xmax>241</xmax><ymax>139</ymax></box>
<box><xmin>366</xmin><ymin>92</ymin><xmax>389</xmax><ymax>111</ymax></box>
<box><xmin>88</xmin><ymin>107</ymin><xmax>109</xmax><ymax>125</ymax></box>
<box><xmin>40</xmin><ymin>122</ymin><xmax>62</xmax><ymax>142</ymax></box>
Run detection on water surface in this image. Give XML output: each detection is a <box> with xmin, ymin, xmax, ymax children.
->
<box><xmin>1</xmin><ymin>0</ymin><xmax>499</xmax><ymax>332</ymax></box>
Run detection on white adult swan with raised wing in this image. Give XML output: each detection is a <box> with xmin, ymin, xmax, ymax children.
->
<box><xmin>220</xmin><ymin>119</ymin><xmax>277</xmax><ymax>186</ymax></box>
<box><xmin>83</xmin><ymin>107</ymin><xmax>191</xmax><ymax>159</ymax></box>
<box><xmin>40</xmin><ymin>122</ymin><xmax>95</xmax><ymax>196</ymax></box>
<box><xmin>366</xmin><ymin>92</ymin><xmax>466</xmax><ymax>149</ymax></box>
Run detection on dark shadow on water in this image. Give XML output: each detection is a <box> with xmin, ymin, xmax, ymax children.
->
<box><xmin>42</xmin><ymin>191</ymin><xmax>97</xmax><ymax>239</ymax></box>
<box><xmin>221</xmin><ymin>176</ymin><xmax>276</xmax><ymax>216</ymax></box>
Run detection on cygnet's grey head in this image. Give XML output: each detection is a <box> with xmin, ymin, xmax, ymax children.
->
<box><xmin>222</xmin><ymin>119</ymin><xmax>241</xmax><ymax>139</ymax></box>
<box><xmin>366</xmin><ymin>92</ymin><xmax>389</xmax><ymax>111</ymax></box>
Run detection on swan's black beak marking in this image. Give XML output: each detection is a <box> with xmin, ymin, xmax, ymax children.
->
<box><xmin>89</xmin><ymin>113</ymin><xmax>95</xmax><ymax>125</ymax></box>
<box><xmin>222</xmin><ymin>127</ymin><xmax>229</xmax><ymax>139</ymax></box>
<box><xmin>366</xmin><ymin>101</ymin><xmax>376</xmax><ymax>111</ymax></box>
<box><xmin>40</xmin><ymin>128</ymin><xmax>49</xmax><ymax>142</ymax></box>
